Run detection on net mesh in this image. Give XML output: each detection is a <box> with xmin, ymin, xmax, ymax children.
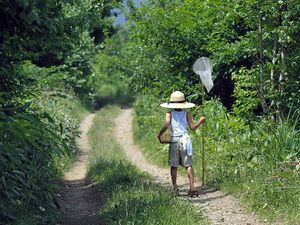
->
<box><xmin>192</xmin><ymin>57</ymin><xmax>214</xmax><ymax>93</ymax></box>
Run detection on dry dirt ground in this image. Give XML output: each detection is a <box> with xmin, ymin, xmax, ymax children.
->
<box><xmin>57</xmin><ymin>113</ymin><xmax>105</xmax><ymax>225</ymax></box>
<box><xmin>113</xmin><ymin>108</ymin><xmax>266</xmax><ymax>225</ymax></box>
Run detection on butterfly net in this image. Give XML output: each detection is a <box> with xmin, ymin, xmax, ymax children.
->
<box><xmin>192</xmin><ymin>57</ymin><xmax>214</xmax><ymax>93</ymax></box>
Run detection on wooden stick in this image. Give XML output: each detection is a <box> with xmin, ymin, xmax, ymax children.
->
<box><xmin>201</xmin><ymin>85</ymin><xmax>205</xmax><ymax>186</ymax></box>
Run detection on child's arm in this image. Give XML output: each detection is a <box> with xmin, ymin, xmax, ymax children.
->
<box><xmin>157</xmin><ymin>112</ymin><xmax>171</xmax><ymax>143</ymax></box>
<box><xmin>187</xmin><ymin>111</ymin><xmax>205</xmax><ymax>131</ymax></box>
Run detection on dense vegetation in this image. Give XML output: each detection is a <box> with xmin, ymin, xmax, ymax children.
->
<box><xmin>0</xmin><ymin>0</ymin><xmax>121</xmax><ymax>224</ymax></box>
<box><xmin>125</xmin><ymin>0</ymin><xmax>300</xmax><ymax>114</ymax></box>
<box><xmin>97</xmin><ymin>0</ymin><xmax>300</xmax><ymax>223</ymax></box>
<box><xmin>87</xmin><ymin>105</ymin><xmax>207</xmax><ymax>224</ymax></box>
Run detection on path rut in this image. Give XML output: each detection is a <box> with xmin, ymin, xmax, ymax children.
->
<box><xmin>113</xmin><ymin>108</ymin><xmax>265</xmax><ymax>225</ymax></box>
<box><xmin>57</xmin><ymin>113</ymin><xmax>105</xmax><ymax>225</ymax></box>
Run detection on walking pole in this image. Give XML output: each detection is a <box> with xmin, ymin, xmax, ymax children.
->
<box><xmin>201</xmin><ymin>85</ymin><xmax>205</xmax><ymax>186</ymax></box>
<box><xmin>192</xmin><ymin>57</ymin><xmax>214</xmax><ymax>187</ymax></box>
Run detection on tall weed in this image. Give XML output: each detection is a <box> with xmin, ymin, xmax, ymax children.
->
<box><xmin>0</xmin><ymin>86</ymin><xmax>88</xmax><ymax>225</ymax></box>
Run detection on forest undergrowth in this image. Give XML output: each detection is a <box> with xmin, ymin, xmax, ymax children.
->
<box><xmin>0</xmin><ymin>85</ymin><xmax>88</xmax><ymax>225</ymax></box>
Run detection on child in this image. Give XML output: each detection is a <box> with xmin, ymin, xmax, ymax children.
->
<box><xmin>157</xmin><ymin>91</ymin><xmax>205</xmax><ymax>196</ymax></box>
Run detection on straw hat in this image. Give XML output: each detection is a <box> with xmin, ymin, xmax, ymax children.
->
<box><xmin>160</xmin><ymin>91</ymin><xmax>195</xmax><ymax>109</ymax></box>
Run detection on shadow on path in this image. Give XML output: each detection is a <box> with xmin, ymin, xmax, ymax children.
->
<box><xmin>57</xmin><ymin>178</ymin><xmax>106</xmax><ymax>225</ymax></box>
<box><xmin>56</xmin><ymin>114</ymin><xmax>106</xmax><ymax>225</ymax></box>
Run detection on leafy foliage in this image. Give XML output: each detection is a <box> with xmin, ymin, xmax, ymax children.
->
<box><xmin>90</xmin><ymin>29</ymin><xmax>134</xmax><ymax>107</ymax></box>
<box><xmin>125</xmin><ymin>0</ymin><xmax>300</xmax><ymax>115</ymax></box>
<box><xmin>0</xmin><ymin>0</ymin><xmax>120</xmax><ymax>224</ymax></box>
<box><xmin>0</xmin><ymin>61</ymin><xmax>89</xmax><ymax>224</ymax></box>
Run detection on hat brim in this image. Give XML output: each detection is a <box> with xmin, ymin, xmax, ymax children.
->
<box><xmin>160</xmin><ymin>102</ymin><xmax>195</xmax><ymax>109</ymax></box>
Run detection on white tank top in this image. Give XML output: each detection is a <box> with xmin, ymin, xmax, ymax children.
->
<box><xmin>170</xmin><ymin>110</ymin><xmax>188</xmax><ymax>137</ymax></box>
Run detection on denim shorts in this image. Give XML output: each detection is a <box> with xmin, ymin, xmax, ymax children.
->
<box><xmin>168</xmin><ymin>136</ymin><xmax>192</xmax><ymax>167</ymax></box>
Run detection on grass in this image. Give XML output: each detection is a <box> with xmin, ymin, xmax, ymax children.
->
<box><xmin>87</xmin><ymin>104</ymin><xmax>207</xmax><ymax>225</ymax></box>
<box><xmin>47</xmin><ymin>92</ymin><xmax>90</xmax><ymax>176</ymax></box>
<box><xmin>0</xmin><ymin>87</ymin><xmax>90</xmax><ymax>225</ymax></box>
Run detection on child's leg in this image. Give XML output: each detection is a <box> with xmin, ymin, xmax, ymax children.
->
<box><xmin>186</xmin><ymin>166</ymin><xmax>195</xmax><ymax>191</ymax></box>
<box><xmin>170</xmin><ymin>166</ymin><xmax>177</xmax><ymax>187</ymax></box>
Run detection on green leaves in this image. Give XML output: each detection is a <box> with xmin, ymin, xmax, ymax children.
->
<box><xmin>0</xmin><ymin>87</ymin><xmax>84</xmax><ymax>224</ymax></box>
<box><xmin>123</xmin><ymin>0</ymin><xmax>300</xmax><ymax>115</ymax></box>
<box><xmin>0</xmin><ymin>0</ymin><xmax>109</xmax><ymax>222</ymax></box>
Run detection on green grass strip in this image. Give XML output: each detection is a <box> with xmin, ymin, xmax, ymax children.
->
<box><xmin>87</xmin><ymin>105</ymin><xmax>207</xmax><ymax>225</ymax></box>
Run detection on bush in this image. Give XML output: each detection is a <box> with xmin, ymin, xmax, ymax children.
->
<box><xmin>0</xmin><ymin>80</ymin><xmax>87</xmax><ymax>225</ymax></box>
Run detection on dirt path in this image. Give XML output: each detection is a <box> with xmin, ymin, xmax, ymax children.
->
<box><xmin>57</xmin><ymin>113</ymin><xmax>105</xmax><ymax>225</ymax></box>
<box><xmin>113</xmin><ymin>108</ymin><xmax>265</xmax><ymax>225</ymax></box>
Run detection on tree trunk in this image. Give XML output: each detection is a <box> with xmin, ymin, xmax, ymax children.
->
<box><xmin>270</xmin><ymin>13</ymin><xmax>280</xmax><ymax>82</ymax></box>
<box><xmin>258</xmin><ymin>10</ymin><xmax>268</xmax><ymax>114</ymax></box>
<box><xmin>278</xmin><ymin>0</ymin><xmax>288</xmax><ymax>116</ymax></box>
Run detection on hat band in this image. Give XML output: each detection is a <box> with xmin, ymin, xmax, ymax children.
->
<box><xmin>169</xmin><ymin>100</ymin><xmax>186</xmax><ymax>103</ymax></box>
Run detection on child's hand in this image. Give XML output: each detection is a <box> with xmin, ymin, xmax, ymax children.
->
<box><xmin>157</xmin><ymin>134</ymin><xmax>162</xmax><ymax>143</ymax></box>
<box><xmin>199</xmin><ymin>116</ymin><xmax>205</xmax><ymax>124</ymax></box>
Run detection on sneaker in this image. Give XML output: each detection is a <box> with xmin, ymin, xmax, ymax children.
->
<box><xmin>188</xmin><ymin>189</ymin><xmax>198</xmax><ymax>197</ymax></box>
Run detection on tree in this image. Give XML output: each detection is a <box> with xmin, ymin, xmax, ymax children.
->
<box><xmin>0</xmin><ymin>0</ymin><xmax>122</xmax><ymax>223</ymax></box>
<box><xmin>125</xmin><ymin>0</ymin><xmax>299</xmax><ymax>117</ymax></box>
